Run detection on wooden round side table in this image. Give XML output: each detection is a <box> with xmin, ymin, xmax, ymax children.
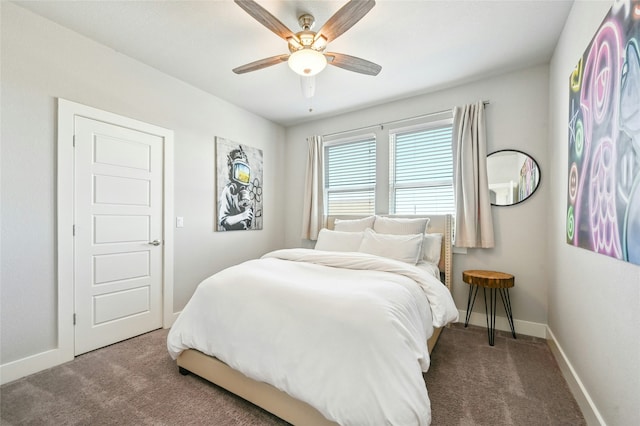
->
<box><xmin>462</xmin><ymin>270</ymin><xmax>516</xmax><ymax>346</ymax></box>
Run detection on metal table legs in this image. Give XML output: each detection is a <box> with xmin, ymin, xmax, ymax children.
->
<box><xmin>464</xmin><ymin>283</ymin><xmax>479</xmax><ymax>327</ymax></box>
<box><xmin>465</xmin><ymin>284</ymin><xmax>517</xmax><ymax>346</ymax></box>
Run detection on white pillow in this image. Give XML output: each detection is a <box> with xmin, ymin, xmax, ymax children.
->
<box><xmin>333</xmin><ymin>216</ymin><xmax>376</xmax><ymax>232</ymax></box>
<box><xmin>358</xmin><ymin>228</ymin><xmax>423</xmax><ymax>264</ymax></box>
<box><xmin>373</xmin><ymin>216</ymin><xmax>430</xmax><ymax>235</ymax></box>
<box><xmin>422</xmin><ymin>233</ymin><xmax>443</xmax><ymax>265</ymax></box>
<box><xmin>315</xmin><ymin>229</ymin><xmax>364</xmax><ymax>252</ymax></box>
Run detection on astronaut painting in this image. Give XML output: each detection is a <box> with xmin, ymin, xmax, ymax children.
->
<box><xmin>215</xmin><ymin>137</ymin><xmax>263</xmax><ymax>231</ymax></box>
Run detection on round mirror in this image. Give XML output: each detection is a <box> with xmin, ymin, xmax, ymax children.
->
<box><xmin>487</xmin><ymin>150</ymin><xmax>540</xmax><ymax>206</ymax></box>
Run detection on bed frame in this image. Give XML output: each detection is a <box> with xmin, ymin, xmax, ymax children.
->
<box><xmin>177</xmin><ymin>214</ymin><xmax>454</xmax><ymax>426</ymax></box>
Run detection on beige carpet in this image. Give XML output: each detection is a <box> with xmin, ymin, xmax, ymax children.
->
<box><xmin>424</xmin><ymin>324</ymin><xmax>586</xmax><ymax>425</ymax></box>
<box><xmin>1</xmin><ymin>323</ymin><xmax>585</xmax><ymax>425</ymax></box>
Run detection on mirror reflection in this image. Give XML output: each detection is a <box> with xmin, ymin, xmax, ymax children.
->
<box><xmin>487</xmin><ymin>150</ymin><xmax>540</xmax><ymax>206</ymax></box>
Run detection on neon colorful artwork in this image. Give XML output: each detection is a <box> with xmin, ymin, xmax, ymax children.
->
<box><xmin>567</xmin><ymin>0</ymin><xmax>640</xmax><ymax>265</ymax></box>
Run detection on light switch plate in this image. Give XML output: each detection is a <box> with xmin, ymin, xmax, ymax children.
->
<box><xmin>176</xmin><ymin>217</ymin><xmax>184</xmax><ymax>228</ymax></box>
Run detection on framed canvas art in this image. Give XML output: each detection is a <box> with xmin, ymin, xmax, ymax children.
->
<box><xmin>566</xmin><ymin>1</ymin><xmax>640</xmax><ymax>264</ymax></box>
<box><xmin>215</xmin><ymin>137</ymin><xmax>263</xmax><ymax>231</ymax></box>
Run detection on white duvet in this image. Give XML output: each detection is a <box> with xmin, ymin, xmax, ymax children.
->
<box><xmin>167</xmin><ymin>249</ymin><xmax>458</xmax><ymax>426</ymax></box>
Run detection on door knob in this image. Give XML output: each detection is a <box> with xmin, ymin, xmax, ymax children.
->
<box><xmin>148</xmin><ymin>240</ymin><xmax>161</xmax><ymax>246</ymax></box>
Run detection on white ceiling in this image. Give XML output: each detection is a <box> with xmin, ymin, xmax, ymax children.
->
<box><xmin>13</xmin><ymin>0</ymin><xmax>574</xmax><ymax>126</ymax></box>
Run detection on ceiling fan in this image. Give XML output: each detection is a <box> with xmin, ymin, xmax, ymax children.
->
<box><xmin>232</xmin><ymin>0</ymin><xmax>382</xmax><ymax>78</ymax></box>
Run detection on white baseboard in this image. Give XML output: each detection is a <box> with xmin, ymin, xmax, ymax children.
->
<box><xmin>458</xmin><ymin>309</ymin><xmax>547</xmax><ymax>338</ymax></box>
<box><xmin>2</xmin><ymin>310</ymin><xmax>183</xmax><ymax>385</ymax></box>
<box><xmin>0</xmin><ymin>347</ymin><xmax>72</xmax><ymax>385</ymax></box>
<box><xmin>546</xmin><ymin>327</ymin><xmax>606</xmax><ymax>426</ymax></box>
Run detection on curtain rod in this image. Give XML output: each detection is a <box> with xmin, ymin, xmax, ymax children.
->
<box><xmin>323</xmin><ymin>100</ymin><xmax>490</xmax><ymax>139</ymax></box>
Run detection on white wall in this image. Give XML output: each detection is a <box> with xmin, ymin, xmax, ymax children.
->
<box><xmin>0</xmin><ymin>3</ymin><xmax>285</xmax><ymax>366</ymax></box>
<box><xmin>284</xmin><ymin>65</ymin><xmax>550</xmax><ymax>332</ymax></box>
<box><xmin>548</xmin><ymin>1</ymin><xmax>640</xmax><ymax>425</ymax></box>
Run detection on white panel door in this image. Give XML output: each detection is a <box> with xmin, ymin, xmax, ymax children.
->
<box><xmin>74</xmin><ymin>116</ymin><xmax>163</xmax><ymax>355</ymax></box>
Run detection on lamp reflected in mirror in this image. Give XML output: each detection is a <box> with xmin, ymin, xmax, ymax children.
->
<box><xmin>487</xmin><ymin>150</ymin><xmax>540</xmax><ymax>206</ymax></box>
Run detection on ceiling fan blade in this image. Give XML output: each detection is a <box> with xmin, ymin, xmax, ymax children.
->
<box><xmin>234</xmin><ymin>0</ymin><xmax>296</xmax><ymax>41</ymax></box>
<box><xmin>316</xmin><ymin>0</ymin><xmax>375</xmax><ymax>43</ymax></box>
<box><xmin>325</xmin><ymin>52</ymin><xmax>381</xmax><ymax>76</ymax></box>
<box><xmin>233</xmin><ymin>54</ymin><xmax>290</xmax><ymax>74</ymax></box>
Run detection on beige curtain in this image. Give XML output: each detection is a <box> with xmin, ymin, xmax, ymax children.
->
<box><xmin>301</xmin><ymin>135</ymin><xmax>325</xmax><ymax>240</ymax></box>
<box><xmin>452</xmin><ymin>102</ymin><xmax>495</xmax><ymax>248</ymax></box>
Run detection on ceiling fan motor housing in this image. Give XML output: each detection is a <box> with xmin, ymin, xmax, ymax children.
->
<box><xmin>288</xmin><ymin>14</ymin><xmax>326</xmax><ymax>53</ymax></box>
<box><xmin>298</xmin><ymin>13</ymin><xmax>315</xmax><ymax>31</ymax></box>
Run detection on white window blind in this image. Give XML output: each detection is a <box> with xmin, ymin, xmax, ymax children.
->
<box><xmin>324</xmin><ymin>137</ymin><xmax>376</xmax><ymax>215</ymax></box>
<box><xmin>390</xmin><ymin>123</ymin><xmax>455</xmax><ymax>215</ymax></box>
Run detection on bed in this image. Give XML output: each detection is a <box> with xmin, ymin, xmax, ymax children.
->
<box><xmin>168</xmin><ymin>214</ymin><xmax>457</xmax><ymax>426</ymax></box>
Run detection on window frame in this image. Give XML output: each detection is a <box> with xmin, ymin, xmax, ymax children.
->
<box><xmin>388</xmin><ymin>117</ymin><xmax>455</xmax><ymax>216</ymax></box>
<box><xmin>321</xmin><ymin>111</ymin><xmax>456</xmax><ymax>218</ymax></box>
<box><xmin>323</xmin><ymin>132</ymin><xmax>377</xmax><ymax>216</ymax></box>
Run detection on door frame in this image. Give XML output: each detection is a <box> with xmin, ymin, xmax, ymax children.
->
<box><xmin>57</xmin><ymin>98</ymin><xmax>174</xmax><ymax>361</ymax></box>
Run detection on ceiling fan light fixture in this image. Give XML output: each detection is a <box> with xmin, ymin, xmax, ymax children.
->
<box><xmin>311</xmin><ymin>34</ymin><xmax>328</xmax><ymax>50</ymax></box>
<box><xmin>288</xmin><ymin>48</ymin><xmax>327</xmax><ymax>76</ymax></box>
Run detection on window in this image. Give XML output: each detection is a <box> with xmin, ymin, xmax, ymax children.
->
<box><xmin>390</xmin><ymin>121</ymin><xmax>455</xmax><ymax>215</ymax></box>
<box><xmin>324</xmin><ymin>136</ymin><xmax>376</xmax><ymax>215</ymax></box>
<box><xmin>322</xmin><ymin>112</ymin><xmax>455</xmax><ymax>217</ymax></box>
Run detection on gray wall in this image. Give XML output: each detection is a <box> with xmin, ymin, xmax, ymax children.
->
<box><xmin>3</xmin><ymin>1</ymin><xmax>639</xmax><ymax>423</ymax></box>
<box><xmin>284</xmin><ymin>65</ymin><xmax>551</xmax><ymax>331</ymax></box>
<box><xmin>0</xmin><ymin>2</ymin><xmax>286</xmax><ymax>364</ymax></box>
<box><xmin>548</xmin><ymin>1</ymin><xmax>640</xmax><ymax>425</ymax></box>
